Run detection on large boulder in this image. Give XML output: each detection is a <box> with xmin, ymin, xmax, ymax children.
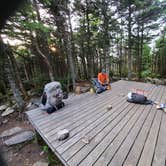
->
<box><xmin>152</xmin><ymin>78</ymin><xmax>165</xmax><ymax>85</ymax></box>
<box><xmin>4</xmin><ymin>130</ymin><xmax>34</xmax><ymax>146</ymax></box>
<box><xmin>1</xmin><ymin>107</ymin><xmax>15</xmax><ymax>117</ymax></box>
<box><xmin>33</xmin><ymin>160</ymin><xmax>48</xmax><ymax>166</ymax></box>
<box><xmin>145</xmin><ymin>77</ymin><xmax>153</xmax><ymax>83</ymax></box>
<box><xmin>0</xmin><ymin>127</ymin><xmax>23</xmax><ymax>138</ymax></box>
<box><xmin>0</xmin><ymin>105</ymin><xmax>7</xmax><ymax>111</ymax></box>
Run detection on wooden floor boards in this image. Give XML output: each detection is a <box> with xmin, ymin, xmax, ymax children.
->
<box><xmin>26</xmin><ymin>80</ymin><xmax>166</xmax><ymax>166</ymax></box>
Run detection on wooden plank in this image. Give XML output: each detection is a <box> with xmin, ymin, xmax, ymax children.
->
<box><xmin>62</xmin><ymin>101</ymin><xmax>135</xmax><ymax>161</ymax></box>
<box><xmin>30</xmin><ymin>80</ymin><xmax>137</xmax><ymax>142</ymax></box>
<box><xmin>54</xmin><ymin>81</ymin><xmax>150</xmax><ymax>154</ymax></box>
<box><xmin>137</xmin><ymin>88</ymin><xmax>165</xmax><ymax>166</ymax></box>
<box><xmin>43</xmin><ymin>81</ymin><xmax>148</xmax><ymax>135</ymax></box>
<box><xmin>27</xmin><ymin>111</ymin><xmax>69</xmax><ymax>166</ymax></box>
<box><xmin>26</xmin><ymin>81</ymin><xmax>161</xmax><ymax>166</ymax></box>
<box><xmin>28</xmin><ymin>80</ymin><xmax>127</xmax><ymax>126</ymax></box>
<box><xmin>137</xmin><ymin>112</ymin><xmax>162</xmax><ymax>166</ymax></box>
<box><xmin>61</xmin><ymin>80</ymin><xmax>153</xmax><ymax>162</ymax></box>
<box><xmin>152</xmin><ymin>111</ymin><xmax>166</xmax><ymax>166</ymax></box>
<box><xmin>26</xmin><ymin>80</ymin><xmax>125</xmax><ymax>119</ymax></box>
<box><xmin>41</xmin><ymin>86</ymin><xmax>127</xmax><ymax>132</ymax></box>
<box><xmin>106</xmin><ymin>86</ymin><xmax>165</xmax><ymax>166</ymax></box>
<box><xmin>123</xmin><ymin>86</ymin><xmax>166</xmax><ymax>166</ymax></box>
<box><xmin>44</xmin><ymin>81</ymin><xmax>138</xmax><ymax>143</ymax></box>
<box><xmin>26</xmin><ymin>80</ymin><xmax>147</xmax><ymax>121</ymax></box>
<box><xmin>62</xmin><ymin>83</ymin><xmax>153</xmax><ymax>165</ymax></box>
<box><xmin>53</xmin><ymin>98</ymin><xmax>131</xmax><ymax>148</ymax></box>
<box><xmin>79</xmin><ymin>84</ymin><xmax>157</xmax><ymax>166</ymax></box>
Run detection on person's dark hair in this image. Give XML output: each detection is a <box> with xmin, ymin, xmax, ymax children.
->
<box><xmin>101</xmin><ymin>69</ymin><xmax>106</xmax><ymax>73</ymax></box>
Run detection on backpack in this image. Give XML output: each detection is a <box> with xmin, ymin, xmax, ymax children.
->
<box><xmin>41</xmin><ymin>81</ymin><xmax>65</xmax><ymax>113</ymax></box>
<box><xmin>127</xmin><ymin>92</ymin><xmax>152</xmax><ymax>105</ymax></box>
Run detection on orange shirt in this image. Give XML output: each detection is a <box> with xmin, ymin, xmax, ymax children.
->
<box><xmin>98</xmin><ymin>72</ymin><xmax>109</xmax><ymax>84</ymax></box>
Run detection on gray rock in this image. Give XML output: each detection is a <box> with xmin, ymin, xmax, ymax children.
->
<box><xmin>107</xmin><ymin>105</ymin><xmax>112</xmax><ymax>111</ymax></box>
<box><xmin>33</xmin><ymin>161</ymin><xmax>48</xmax><ymax>166</ymax></box>
<box><xmin>0</xmin><ymin>127</ymin><xmax>23</xmax><ymax>138</ymax></box>
<box><xmin>146</xmin><ymin>77</ymin><xmax>153</xmax><ymax>83</ymax></box>
<box><xmin>82</xmin><ymin>136</ymin><xmax>90</xmax><ymax>144</ymax></box>
<box><xmin>152</xmin><ymin>78</ymin><xmax>163</xmax><ymax>85</ymax></box>
<box><xmin>57</xmin><ymin>129</ymin><xmax>69</xmax><ymax>141</ymax></box>
<box><xmin>0</xmin><ymin>105</ymin><xmax>7</xmax><ymax>111</ymax></box>
<box><xmin>1</xmin><ymin>107</ymin><xmax>15</xmax><ymax>117</ymax></box>
<box><xmin>2</xmin><ymin>119</ymin><xmax>8</xmax><ymax>124</ymax></box>
<box><xmin>4</xmin><ymin>130</ymin><xmax>34</xmax><ymax>146</ymax></box>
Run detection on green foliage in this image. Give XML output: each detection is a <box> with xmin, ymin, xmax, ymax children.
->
<box><xmin>142</xmin><ymin>44</ymin><xmax>151</xmax><ymax>70</ymax></box>
<box><xmin>22</xmin><ymin>21</ymin><xmax>52</xmax><ymax>33</ymax></box>
<box><xmin>32</xmin><ymin>74</ymin><xmax>50</xmax><ymax>94</ymax></box>
<box><xmin>141</xmin><ymin>69</ymin><xmax>151</xmax><ymax>78</ymax></box>
<box><xmin>42</xmin><ymin>145</ymin><xmax>49</xmax><ymax>153</ymax></box>
<box><xmin>42</xmin><ymin>145</ymin><xmax>61</xmax><ymax>165</ymax></box>
<box><xmin>57</xmin><ymin>77</ymin><xmax>72</xmax><ymax>91</ymax></box>
<box><xmin>109</xmin><ymin>70</ymin><xmax>114</xmax><ymax>78</ymax></box>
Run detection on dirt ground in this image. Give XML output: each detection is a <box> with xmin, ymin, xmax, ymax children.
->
<box><xmin>0</xmin><ymin>111</ymin><xmax>63</xmax><ymax>166</ymax></box>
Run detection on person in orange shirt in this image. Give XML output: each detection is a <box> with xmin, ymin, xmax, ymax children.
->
<box><xmin>92</xmin><ymin>69</ymin><xmax>110</xmax><ymax>94</ymax></box>
<box><xmin>98</xmin><ymin>69</ymin><xmax>109</xmax><ymax>86</ymax></box>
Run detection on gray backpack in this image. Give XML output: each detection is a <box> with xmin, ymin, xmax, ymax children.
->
<box><xmin>41</xmin><ymin>82</ymin><xmax>66</xmax><ymax>113</ymax></box>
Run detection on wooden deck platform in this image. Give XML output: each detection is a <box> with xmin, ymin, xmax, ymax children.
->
<box><xmin>26</xmin><ymin>80</ymin><xmax>166</xmax><ymax>166</ymax></box>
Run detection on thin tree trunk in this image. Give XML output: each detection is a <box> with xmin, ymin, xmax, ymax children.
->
<box><xmin>23</xmin><ymin>61</ymin><xmax>29</xmax><ymax>81</ymax></box>
<box><xmin>128</xmin><ymin>3</ymin><xmax>132</xmax><ymax>80</ymax></box>
<box><xmin>85</xmin><ymin>0</ymin><xmax>93</xmax><ymax>78</ymax></box>
<box><xmin>7</xmin><ymin>46</ymin><xmax>28</xmax><ymax>99</ymax></box>
<box><xmin>0</xmin><ymin>40</ymin><xmax>24</xmax><ymax>110</ymax></box>
<box><xmin>35</xmin><ymin>40</ymin><xmax>54</xmax><ymax>81</ymax></box>
<box><xmin>68</xmin><ymin>10</ymin><xmax>79</xmax><ymax>80</ymax></box>
<box><xmin>140</xmin><ymin>23</ymin><xmax>144</xmax><ymax>78</ymax></box>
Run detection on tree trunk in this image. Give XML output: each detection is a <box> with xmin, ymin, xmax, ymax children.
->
<box><xmin>68</xmin><ymin>10</ymin><xmax>79</xmax><ymax>80</ymax></box>
<box><xmin>7</xmin><ymin>46</ymin><xmax>28</xmax><ymax>99</ymax></box>
<box><xmin>140</xmin><ymin>23</ymin><xmax>144</xmax><ymax>75</ymax></box>
<box><xmin>128</xmin><ymin>2</ymin><xmax>132</xmax><ymax>80</ymax></box>
<box><xmin>0</xmin><ymin>40</ymin><xmax>24</xmax><ymax>110</ymax></box>
<box><xmin>23</xmin><ymin>61</ymin><xmax>29</xmax><ymax>81</ymax></box>
<box><xmin>137</xmin><ymin>23</ymin><xmax>141</xmax><ymax>79</ymax></box>
<box><xmin>35</xmin><ymin>40</ymin><xmax>54</xmax><ymax>81</ymax></box>
<box><xmin>85</xmin><ymin>0</ymin><xmax>94</xmax><ymax>78</ymax></box>
<box><xmin>101</xmin><ymin>0</ymin><xmax>110</xmax><ymax>76</ymax></box>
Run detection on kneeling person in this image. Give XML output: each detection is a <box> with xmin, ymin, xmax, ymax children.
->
<box><xmin>97</xmin><ymin>69</ymin><xmax>111</xmax><ymax>93</ymax></box>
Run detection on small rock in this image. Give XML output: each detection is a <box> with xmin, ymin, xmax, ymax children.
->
<box><xmin>118</xmin><ymin>93</ymin><xmax>125</xmax><ymax>97</ymax></box>
<box><xmin>40</xmin><ymin>151</ymin><xmax>44</xmax><ymax>156</ymax></box>
<box><xmin>82</xmin><ymin>136</ymin><xmax>90</xmax><ymax>144</ymax></box>
<box><xmin>0</xmin><ymin>105</ymin><xmax>7</xmax><ymax>111</ymax></box>
<box><xmin>4</xmin><ymin>130</ymin><xmax>34</xmax><ymax>146</ymax></box>
<box><xmin>2</xmin><ymin>119</ymin><xmax>8</xmax><ymax>124</ymax></box>
<box><xmin>33</xmin><ymin>160</ymin><xmax>48</xmax><ymax>166</ymax></box>
<box><xmin>1</xmin><ymin>107</ymin><xmax>15</xmax><ymax>117</ymax></box>
<box><xmin>14</xmin><ymin>153</ymin><xmax>18</xmax><ymax>156</ymax></box>
<box><xmin>0</xmin><ymin>127</ymin><xmax>23</xmax><ymax>138</ymax></box>
<box><xmin>107</xmin><ymin>105</ymin><xmax>112</xmax><ymax>111</ymax></box>
<box><xmin>57</xmin><ymin>129</ymin><xmax>69</xmax><ymax>141</ymax></box>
